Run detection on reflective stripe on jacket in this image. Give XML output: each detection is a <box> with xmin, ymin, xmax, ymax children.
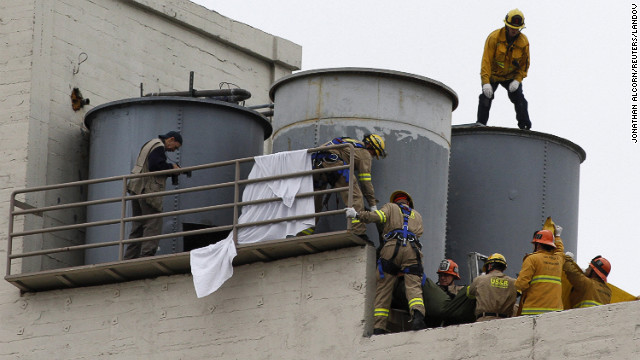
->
<box><xmin>323</xmin><ymin>139</ymin><xmax>377</xmax><ymax>206</ymax></box>
<box><xmin>516</xmin><ymin>236</ymin><xmax>565</xmax><ymax>315</ymax></box>
<box><xmin>357</xmin><ymin>202</ymin><xmax>423</xmax><ymax>238</ymax></box>
<box><xmin>480</xmin><ymin>27</ymin><xmax>530</xmax><ymax>84</ymax></box>
<box><xmin>563</xmin><ymin>257</ymin><xmax>612</xmax><ymax>308</ymax></box>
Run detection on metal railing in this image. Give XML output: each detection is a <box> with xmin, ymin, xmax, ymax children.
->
<box><xmin>6</xmin><ymin>144</ymin><xmax>356</xmax><ymax>277</ymax></box>
<box><xmin>467</xmin><ymin>251</ymin><xmax>488</xmax><ymax>280</ymax></box>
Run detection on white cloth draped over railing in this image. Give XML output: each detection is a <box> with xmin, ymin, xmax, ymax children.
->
<box><xmin>190</xmin><ymin>149</ymin><xmax>314</xmax><ymax>298</ymax></box>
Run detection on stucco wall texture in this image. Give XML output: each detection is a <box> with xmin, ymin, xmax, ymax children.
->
<box><xmin>2</xmin><ymin>246</ymin><xmax>639</xmax><ymax>359</ymax></box>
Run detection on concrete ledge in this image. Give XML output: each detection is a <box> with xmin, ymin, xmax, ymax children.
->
<box><xmin>5</xmin><ymin>231</ymin><xmax>366</xmax><ymax>292</ymax></box>
<box><xmin>2</xmin><ymin>242</ymin><xmax>639</xmax><ymax>358</ymax></box>
<box><xmin>125</xmin><ymin>0</ymin><xmax>302</xmax><ymax>69</ymax></box>
<box><xmin>360</xmin><ymin>300</ymin><xmax>640</xmax><ymax>359</ymax></box>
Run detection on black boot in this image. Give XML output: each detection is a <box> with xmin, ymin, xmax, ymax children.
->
<box><xmin>411</xmin><ymin>311</ymin><xmax>426</xmax><ymax>331</ymax></box>
<box><xmin>373</xmin><ymin>328</ymin><xmax>388</xmax><ymax>335</ymax></box>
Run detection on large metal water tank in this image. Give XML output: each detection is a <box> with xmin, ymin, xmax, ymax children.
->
<box><xmin>446</xmin><ymin>126</ymin><xmax>586</xmax><ymax>283</ymax></box>
<box><xmin>269</xmin><ymin>68</ymin><xmax>458</xmax><ymax>275</ymax></box>
<box><xmin>84</xmin><ymin>97</ymin><xmax>272</xmax><ymax>264</ymax></box>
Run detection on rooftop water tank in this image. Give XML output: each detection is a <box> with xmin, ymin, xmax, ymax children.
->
<box><xmin>446</xmin><ymin>126</ymin><xmax>586</xmax><ymax>283</ymax></box>
<box><xmin>269</xmin><ymin>68</ymin><xmax>458</xmax><ymax>275</ymax></box>
<box><xmin>84</xmin><ymin>97</ymin><xmax>271</xmax><ymax>264</ymax></box>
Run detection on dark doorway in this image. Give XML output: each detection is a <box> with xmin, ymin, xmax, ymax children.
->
<box><xmin>182</xmin><ymin>223</ymin><xmax>231</xmax><ymax>252</ymax></box>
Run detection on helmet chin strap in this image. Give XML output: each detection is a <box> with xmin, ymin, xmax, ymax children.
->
<box><xmin>505</xmin><ymin>26</ymin><xmax>521</xmax><ymax>41</ymax></box>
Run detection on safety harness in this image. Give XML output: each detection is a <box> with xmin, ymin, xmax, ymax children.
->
<box><xmin>311</xmin><ymin>137</ymin><xmax>365</xmax><ymax>184</ymax></box>
<box><xmin>377</xmin><ymin>203</ymin><xmax>426</xmax><ymax>286</ymax></box>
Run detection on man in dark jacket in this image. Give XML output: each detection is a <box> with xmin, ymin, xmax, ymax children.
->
<box><xmin>124</xmin><ymin>131</ymin><xmax>182</xmax><ymax>259</ymax></box>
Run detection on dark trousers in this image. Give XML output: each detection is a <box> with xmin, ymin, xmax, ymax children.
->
<box><xmin>124</xmin><ymin>197</ymin><xmax>162</xmax><ymax>259</ymax></box>
<box><xmin>477</xmin><ymin>80</ymin><xmax>531</xmax><ymax>129</ymax></box>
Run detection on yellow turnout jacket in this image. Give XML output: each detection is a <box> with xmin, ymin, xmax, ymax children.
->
<box><xmin>515</xmin><ymin>237</ymin><xmax>565</xmax><ymax>315</ymax></box>
<box><xmin>481</xmin><ymin>27</ymin><xmax>530</xmax><ymax>84</ymax></box>
<box><xmin>563</xmin><ymin>256</ymin><xmax>612</xmax><ymax>308</ymax></box>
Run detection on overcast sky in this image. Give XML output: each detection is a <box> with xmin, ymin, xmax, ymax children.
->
<box><xmin>192</xmin><ymin>1</ymin><xmax>639</xmax><ymax>295</ymax></box>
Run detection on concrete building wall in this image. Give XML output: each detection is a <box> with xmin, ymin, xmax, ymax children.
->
<box><xmin>0</xmin><ymin>1</ymin><xmax>35</xmax><ymax>276</ymax></box>
<box><xmin>1</xmin><ymin>246</ymin><xmax>638</xmax><ymax>359</ymax></box>
<box><xmin>0</xmin><ymin>247</ymin><xmax>377</xmax><ymax>359</ymax></box>
<box><xmin>0</xmin><ymin>0</ymin><xmax>301</xmax><ymax>273</ymax></box>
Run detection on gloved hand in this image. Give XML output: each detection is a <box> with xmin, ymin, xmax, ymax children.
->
<box><xmin>554</xmin><ymin>224</ymin><xmax>563</xmax><ymax>237</ymax></box>
<box><xmin>345</xmin><ymin>207</ymin><xmax>358</xmax><ymax>218</ymax></box>
<box><xmin>482</xmin><ymin>83</ymin><xmax>493</xmax><ymax>98</ymax></box>
<box><xmin>565</xmin><ymin>251</ymin><xmax>575</xmax><ymax>261</ymax></box>
<box><xmin>508</xmin><ymin>80</ymin><xmax>520</xmax><ymax>93</ymax></box>
<box><xmin>370</xmin><ymin>205</ymin><xmax>378</xmax><ymax>212</ymax></box>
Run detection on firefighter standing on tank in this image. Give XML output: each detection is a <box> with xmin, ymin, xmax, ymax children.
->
<box><xmin>346</xmin><ymin>190</ymin><xmax>426</xmax><ymax>334</ymax></box>
<box><xmin>302</xmin><ymin>134</ymin><xmax>386</xmax><ymax>241</ymax></box>
<box><xmin>477</xmin><ymin>8</ymin><xmax>532</xmax><ymax>130</ymax></box>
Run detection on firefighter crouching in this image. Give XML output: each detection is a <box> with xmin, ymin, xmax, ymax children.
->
<box><xmin>436</xmin><ymin>259</ymin><xmax>464</xmax><ymax>299</ymax></box>
<box><xmin>303</xmin><ymin>134</ymin><xmax>386</xmax><ymax>241</ymax></box>
<box><xmin>346</xmin><ymin>190</ymin><xmax>426</xmax><ymax>334</ymax></box>
<box><xmin>466</xmin><ymin>253</ymin><xmax>517</xmax><ymax>321</ymax></box>
<box><xmin>563</xmin><ymin>254</ymin><xmax>612</xmax><ymax>308</ymax></box>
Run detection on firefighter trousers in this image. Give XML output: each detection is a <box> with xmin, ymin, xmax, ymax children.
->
<box><xmin>313</xmin><ymin>165</ymin><xmax>366</xmax><ymax>235</ymax></box>
<box><xmin>373</xmin><ymin>239</ymin><xmax>425</xmax><ymax>330</ymax></box>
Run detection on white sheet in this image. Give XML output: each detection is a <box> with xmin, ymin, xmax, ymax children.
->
<box><xmin>190</xmin><ymin>236</ymin><xmax>236</xmax><ymax>298</ymax></box>
<box><xmin>238</xmin><ymin>149</ymin><xmax>315</xmax><ymax>244</ymax></box>
<box><xmin>190</xmin><ymin>149</ymin><xmax>315</xmax><ymax>298</ymax></box>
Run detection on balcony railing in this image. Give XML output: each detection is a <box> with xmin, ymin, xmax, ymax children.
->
<box><xmin>6</xmin><ymin>144</ymin><xmax>366</xmax><ymax>292</ymax></box>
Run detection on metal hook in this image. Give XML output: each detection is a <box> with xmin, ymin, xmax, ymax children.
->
<box><xmin>73</xmin><ymin>52</ymin><xmax>88</xmax><ymax>75</ymax></box>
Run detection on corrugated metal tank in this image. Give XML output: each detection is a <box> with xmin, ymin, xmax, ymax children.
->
<box><xmin>269</xmin><ymin>68</ymin><xmax>458</xmax><ymax>275</ymax></box>
<box><xmin>446</xmin><ymin>126</ymin><xmax>586</xmax><ymax>283</ymax></box>
<box><xmin>84</xmin><ymin>97</ymin><xmax>272</xmax><ymax>264</ymax></box>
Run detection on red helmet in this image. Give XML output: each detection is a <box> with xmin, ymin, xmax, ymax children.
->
<box><xmin>589</xmin><ymin>255</ymin><xmax>611</xmax><ymax>282</ymax></box>
<box><xmin>437</xmin><ymin>259</ymin><xmax>461</xmax><ymax>280</ymax></box>
<box><xmin>531</xmin><ymin>230</ymin><xmax>555</xmax><ymax>248</ymax></box>
<box><xmin>390</xmin><ymin>190</ymin><xmax>414</xmax><ymax>208</ymax></box>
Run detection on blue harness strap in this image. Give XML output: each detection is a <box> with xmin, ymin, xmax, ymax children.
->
<box><xmin>311</xmin><ymin>152</ymin><xmax>339</xmax><ymax>162</ymax></box>
<box><xmin>331</xmin><ymin>138</ymin><xmax>365</xmax><ymax>184</ymax></box>
<box><xmin>313</xmin><ymin>137</ymin><xmax>365</xmax><ymax>183</ymax></box>
<box><xmin>377</xmin><ymin>258</ymin><xmax>385</xmax><ymax>279</ymax></box>
<box><xmin>330</xmin><ymin>137</ymin><xmax>365</xmax><ymax>149</ymax></box>
<box><xmin>400</xmin><ymin>266</ymin><xmax>427</xmax><ymax>287</ymax></box>
<box><xmin>385</xmin><ymin>204</ymin><xmax>416</xmax><ymax>244</ymax></box>
<box><xmin>377</xmin><ymin>204</ymin><xmax>425</xmax><ymax>284</ymax></box>
<box><xmin>337</xmin><ymin>167</ymin><xmax>350</xmax><ymax>183</ymax></box>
